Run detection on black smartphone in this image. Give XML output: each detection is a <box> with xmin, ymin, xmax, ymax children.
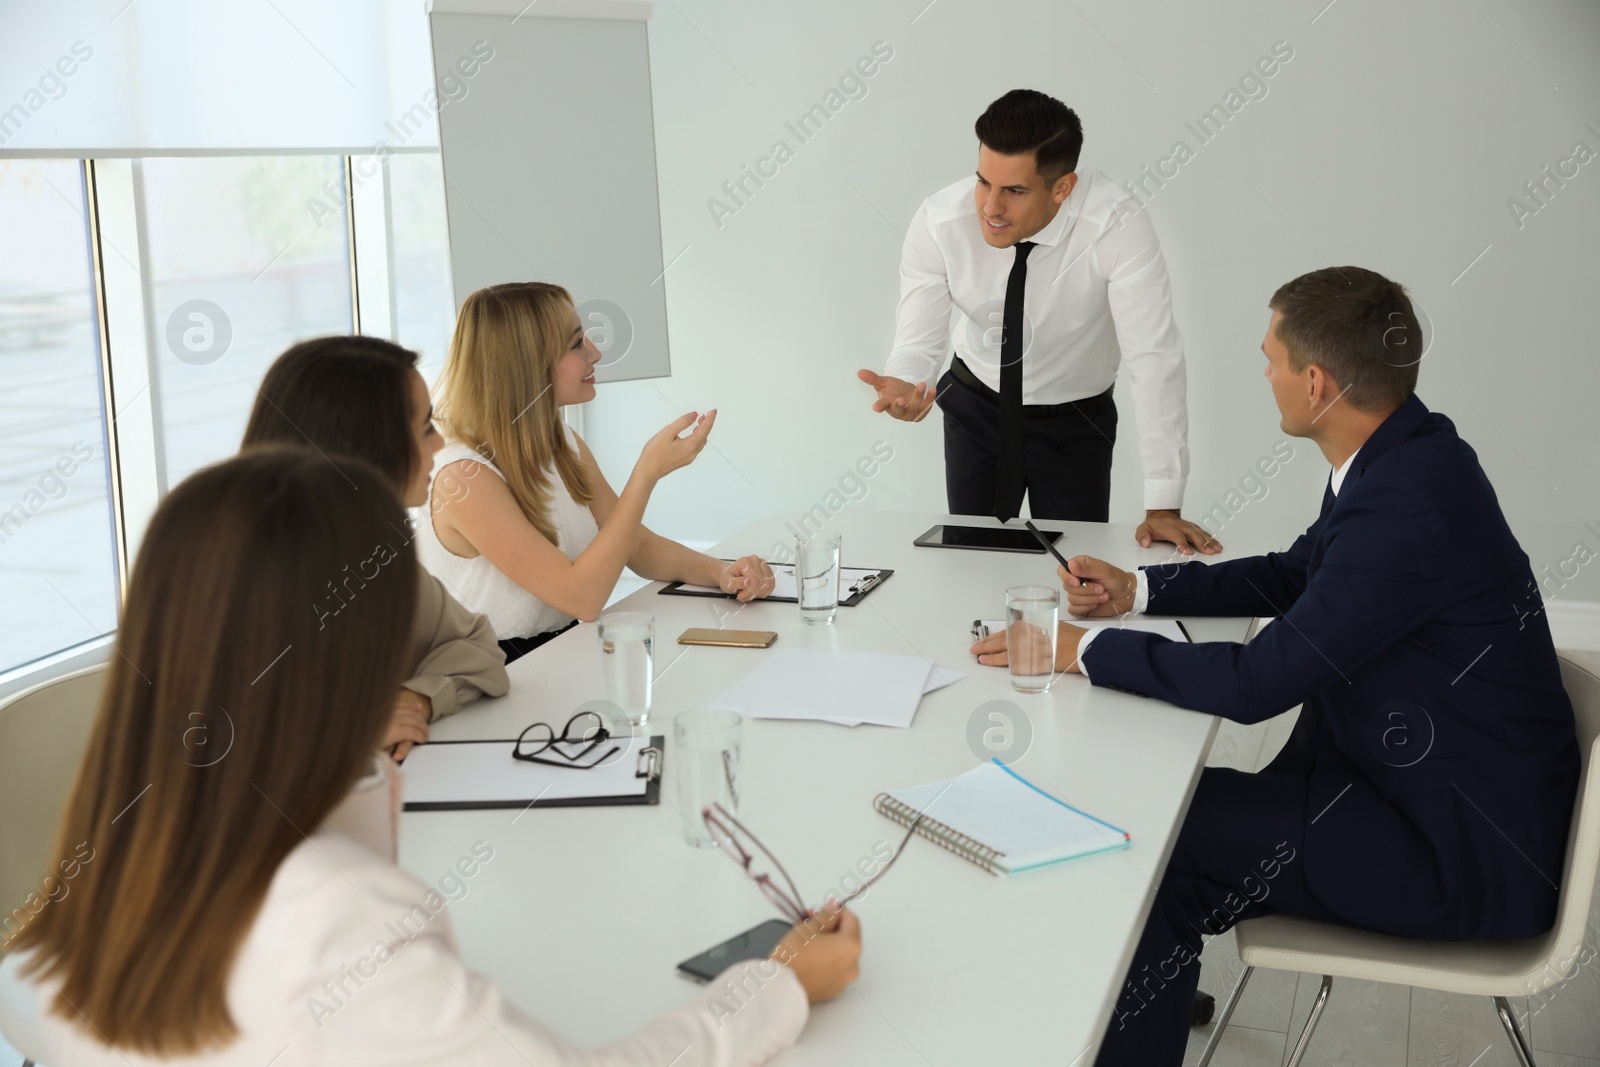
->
<box><xmin>676</xmin><ymin>918</ymin><xmax>792</xmax><ymax>982</ymax></box>
<box><xmin>912</xmin><ymin>524</ymin><xmax>1061</xmax><ymax>554</ymax></box>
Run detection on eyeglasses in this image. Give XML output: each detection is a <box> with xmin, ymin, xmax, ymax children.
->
<box><xmin>701</xmin><ymin>802</ymin><xmax>922</xmax><ymax>923</ymax></box>
<box><xmin>513</xmin><ymin>711</ymin><xmax>618</xmax><ymax>769</ymax></box>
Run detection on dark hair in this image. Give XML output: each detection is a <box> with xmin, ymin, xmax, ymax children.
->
<box><xmin>13</xmin><ymin>448</ymin><xmax>417</xmax><ymax>1054</ymax></box>
<box><xmin>241</xmin><ymin>335</ymin><xmax>422</xmax><ymax>491</ymax></box>
<box><xmin>974</xmin><ymin>89</ymin><xmax>1084</xmax><ymax>183</ymax></box>
<box><xmin>1268</xmin><ymin>267</ymin><xmax>1421</xmax><ymax>413</ymax></box>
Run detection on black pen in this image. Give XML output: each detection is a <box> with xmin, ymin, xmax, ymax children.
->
<box><xmin>1175</xmin><ymin>620</ymin><xmax>1193</xmax><ymax>643</ymax></box>
<box><xmin>1024</xmin><ymin>520</ymin><xmax>1071</xmax><ymax>571</ymax></box>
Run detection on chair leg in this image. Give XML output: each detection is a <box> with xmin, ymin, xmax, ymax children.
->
<box><xmin>1284</xmin><ymin>975</ymin><xmax>1333</xmax><ymax>1067</ymax></box>
<box><xmin>1195</xmin><ymin>965</ymin><xmax>1253</xmax><ymax>1067</ymax></box>
<box><xmin>1493</xmin><ymin>995</ymin><xmax>1537</xmax><ymax>1067</ymax></box>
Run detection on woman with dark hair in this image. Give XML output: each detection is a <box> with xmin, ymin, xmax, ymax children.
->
<box><xmin>0</xmin><ymin>449</ymin><xmax>863</xmax><ymax>1065</ymax></box>
<box><xmin>241</xmin><ymin>335</ymin><xmax>508</xmax><ymax>757</ymax></box>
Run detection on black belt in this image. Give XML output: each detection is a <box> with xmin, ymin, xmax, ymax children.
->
<box><xmin>949</xmin><ymin>358</ymin><xmax>1112</xmax><ymax>419</ymax></box>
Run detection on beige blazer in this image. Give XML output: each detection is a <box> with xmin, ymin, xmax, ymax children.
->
<box><xmin>405</xmin><ymin>571</ymin><xmax>509</xmax><ymax>720</ymax></box>
<box><xmin>0</xmin><ymin>756</ymin><xmax>808</xmax><ymax>1066</ymax></box>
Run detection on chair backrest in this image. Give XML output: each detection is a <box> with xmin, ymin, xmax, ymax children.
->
<box><xmin>0</xmin><ymin>664</ymin><xmax>106</xmax><ymax>956</ymax></box>
<box><xmin>1535</xmin><ymin>652</ymin><xmax>1600</xmax><ymax>990</ymax></box>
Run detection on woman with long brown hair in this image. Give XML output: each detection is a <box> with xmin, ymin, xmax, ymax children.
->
<box><xmin>421</xmin><ymin>282</ymin><xmax>776</xmax><ymax>662</ymax></box>
<box><xmin>0</xmin><ymin>450</ymin><xmax>861</xmax><ymax>1064</ymax></box>
<box><xmin>241</xmin><ymin>335</ymin><xmax>508</xmax><ymax>758</ymax></box>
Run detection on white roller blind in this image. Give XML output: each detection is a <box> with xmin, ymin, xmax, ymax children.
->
<box><xmin>0</xmin><ymin>0</ymin><xmax>438</xmax><ymax>154</ymax></box>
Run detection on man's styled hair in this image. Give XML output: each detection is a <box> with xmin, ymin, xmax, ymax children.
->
<box><xmin>974</xmin><ymin>90</ymin><xmax>1083</xmax><ymax>184</ymax></box>
<box><xmin>1269</xmin><ymin>266</ymin><xmax>1422</xmax><ymax>413</ymax></box>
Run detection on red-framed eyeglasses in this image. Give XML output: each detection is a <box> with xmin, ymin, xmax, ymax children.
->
<box><xmin>701</xmin><ymin>802</ymin><xmax>922</xmax><ymax>923</ymax></box>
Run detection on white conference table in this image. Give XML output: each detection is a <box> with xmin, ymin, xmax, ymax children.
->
<box><xmin>403</xmin><ymin>510</ymin><xmax>1272</xmax><ymax>1065</ymax></box>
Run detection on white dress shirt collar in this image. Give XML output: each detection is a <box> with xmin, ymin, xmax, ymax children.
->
<box><xmin>1021</xmin><ymin>179</ymin><xmax>1081</xmax><ymax>248</ymax></box>
<box><xmin>1330</xmin><ymin>447</ymin><xmax>1361</xmax><ymax>496</ymax></box>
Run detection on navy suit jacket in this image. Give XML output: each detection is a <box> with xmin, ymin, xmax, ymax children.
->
<box><xmin>1082</xmin><ymin>396</ymin><xmax>1578</xmax><ymax>940</ymax></box>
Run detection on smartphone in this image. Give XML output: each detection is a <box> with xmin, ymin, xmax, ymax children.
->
<box><xmin>677</xmin><ymin>628</ymin><xmax>778</xmax><ymax>648</ymax></box>
<box><xmin>677</xmin><ymin>918</ymin><xmax>793</xmax><ymax>982</ymax></box>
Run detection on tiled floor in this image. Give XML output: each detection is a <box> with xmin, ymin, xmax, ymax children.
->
<box><xmin>1182</xmin><ymin>708</ymin><xmax>1600</xmax><ymax>1067</ymax></box>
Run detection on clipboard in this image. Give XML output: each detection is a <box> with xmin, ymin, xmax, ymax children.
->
<box><xmin>659</xmin><ymin>561</ymin><xmax>892</xmax><ymax>607</ymax></box>
<box><xmin>401</xmin><ymin>736</ymin><xmax>663</xmax><ymax>812</ymax></box>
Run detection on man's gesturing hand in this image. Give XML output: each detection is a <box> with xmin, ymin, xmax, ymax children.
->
<box><xmin>1059</xmin><ymin>555</ymin><xmax>1137</xmax><ymax>618</ymax></box>
<box><xmin>857</xmin><ymin>369</ymin><xmax>936</xmax><ymax>423</ymax></box>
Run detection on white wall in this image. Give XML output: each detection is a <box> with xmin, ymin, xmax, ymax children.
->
<box><xmin>580</xmin><ymin>0</ymin><xmax>1600</xmax><ymax>605</ymax></box>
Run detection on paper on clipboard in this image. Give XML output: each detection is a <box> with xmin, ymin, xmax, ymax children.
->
<box><xmin>400</xmin><ymin>737</ymin><xmax>659</xmax><ymax>810</ymax></box>
<box><xmin>672</xmin><ymin>565</ymin><xmax>886</xmax><ymax>600</ymax></box>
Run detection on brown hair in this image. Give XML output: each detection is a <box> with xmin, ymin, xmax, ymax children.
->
<box><xmin>241</xmin><ymin>335</ymin><xmax>422</xmax><ymax>491</ymax></box>
<box><xmin>434</xmin><ymin>282</ymin><xmax>593</xmax><ymax>545</ymax></box>
<box><xmin>1269</xmin><ymin>266</ymin><xmax>1421</xmax><ymax>412</ymax></box>
<box><xmin>11</xmin><ymin>449</ymin><xmax>417</xmax><ymax>1054</ymax></box>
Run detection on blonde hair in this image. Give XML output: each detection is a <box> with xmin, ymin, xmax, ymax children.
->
<box><xmin>435</xmin><ymin>282</ymin><xmax>594</xmax><ymax>545</ymax></box>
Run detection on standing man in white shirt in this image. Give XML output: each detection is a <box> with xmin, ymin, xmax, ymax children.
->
<box><xmin>858</xmin><ymin>89</ymin><xmax>1218</xmax><ymax>553</ymax></box>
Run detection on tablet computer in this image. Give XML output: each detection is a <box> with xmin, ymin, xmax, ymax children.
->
<box><xmin>912</xmin><ymin>524</ymin><xmax>1061</xmax><ymax>553</ymax></box>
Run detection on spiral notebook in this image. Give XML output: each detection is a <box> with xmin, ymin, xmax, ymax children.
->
<box><xmin>874</xmin><ymin>760</ymin><xmax>1130</xmax><ymax>876</ymax></box>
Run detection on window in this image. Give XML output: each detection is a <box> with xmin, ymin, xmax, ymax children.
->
<box><xmin>0</xmin><ymin>151</ymin><xmax>458</xmax><ymax>689</ymax></box>
<box><xmin>140</xmin><ymin>155</ymin><xmax>354</xmax><ymax>486</ymax></box>
<box><xmin>389</xmin><ymin>152</ymin><xmax>456</xmax><ymax>381</ymax></box>
<box><xmin>0</xmin><ymin>160</ymin><xmax>119</xmax><ymax>675</ymax></box>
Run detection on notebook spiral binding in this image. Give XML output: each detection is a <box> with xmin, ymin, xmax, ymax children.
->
<box><xmin>873</xmin><ymin>792</ymin><xmax>1003</xmax><ymax>877</ymax></box>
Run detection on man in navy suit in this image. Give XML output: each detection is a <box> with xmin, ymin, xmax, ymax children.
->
<box><xmin>971</xmin><ymin>266</ymin><xmax>1579</xmax><ymax>1064</ymax></box>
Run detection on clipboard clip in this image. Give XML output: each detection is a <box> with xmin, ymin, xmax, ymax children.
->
<box><xmin>636</xmin><ymin>746</ymin><xmax>662</xmax><ymax>781</ymax></box>
<box><xmin>846</xmin><ymin>571</ymin><xmax>885</xmax><ymax>596</ymax></box>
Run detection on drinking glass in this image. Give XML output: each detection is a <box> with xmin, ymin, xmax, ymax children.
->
<box><xmin>1005</xmin><ymin>585</ymin><xmax>1059</xmax><ymax>693</ymax></box>
<box><xmin>598</xmin><ymin>612</ymin><xmax>653</xmax><ymax>731</ymax></box>
<box><xmin>674</xmin><ymin>709</ymin><xmax>742</xmax><ymax>848</ymax></box>
<box><xmin>796</xmin><ymin>533</ymin><xmax>842</xmax><ymax>626</ymax></box>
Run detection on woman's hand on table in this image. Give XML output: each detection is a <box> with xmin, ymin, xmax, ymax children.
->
<box><xmin>720</xmin><ymin>555</ymin><xmax>776</xmax><ymax>602</ymax></box>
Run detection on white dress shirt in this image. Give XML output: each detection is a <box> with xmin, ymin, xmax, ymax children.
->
<box><xmin>0</xmin><ymin>755</ymin><xmax>807</xmax><ymax>1066</ymax></box>
<box><xmin>883</xmin><ymin>166</ymin><xmax>1191</xmax><ymax>510</ymax></box>
<box><xmin>1076</xmin><ymin>449</ymin><xmax>1361</xmax><ymax>675</ymax></box>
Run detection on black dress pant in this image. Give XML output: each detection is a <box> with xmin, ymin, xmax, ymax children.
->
<box><xmin>935</xmin><ymin>361</ymin><xmax>1117</xmax><ymax>521</ymax></box>
<box><xmin>1092</xmin><ymin>767</ymin><xmax>1355</xmax><ymax>1064</ymax></box>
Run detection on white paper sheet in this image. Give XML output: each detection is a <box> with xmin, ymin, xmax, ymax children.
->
<box><xmin>710</xmin><ymin>649</ymin><xmax>963</xmax><ymax>728</ymax></box>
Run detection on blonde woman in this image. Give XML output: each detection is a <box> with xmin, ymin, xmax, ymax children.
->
<box><xmin>420</xmin><ymin>282</ymin><xmax>775</xmax><ymax>662</ymax></box>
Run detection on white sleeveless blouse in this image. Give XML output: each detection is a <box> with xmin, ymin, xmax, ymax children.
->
<box><xmin>414</xmin><ymin>429</ymin><xmax>600</xmax><ymax>641</ymax></box>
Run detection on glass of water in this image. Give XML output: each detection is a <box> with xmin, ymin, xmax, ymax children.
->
<box><xmin>674</xmin><ymin>709</ymin><xmax>742</xmax><ymax>848</ymax></box>
<box><xmin>1005</xmin><ymin>585</ymin><xmax>1059</xmax><ymax>694</ymax></box>
<box><xmin>796</xmin><ymin>533</ymin><xmax>842</xmax><ymax>626</ymax></box>
<box><xmin>598</xmin><ymin>611</ymin><xmax>653</xmax><ymax>731</ymax></box>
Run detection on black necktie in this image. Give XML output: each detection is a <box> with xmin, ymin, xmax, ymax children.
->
<box><xmin>994</xmin><ymin>241</ymin><xmax>1036</xmax><ymax>521</ymax></box>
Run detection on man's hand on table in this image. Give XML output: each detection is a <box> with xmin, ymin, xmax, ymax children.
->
<box><xmin>969</xmin><ymin>620</ymin><xmax>1089</xmax><ymax>675</ymax></box>
<box><xmin>1136</xmin><ymin>509</ymin><xmax>1221</xmax><ymax>556</ymax></box>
